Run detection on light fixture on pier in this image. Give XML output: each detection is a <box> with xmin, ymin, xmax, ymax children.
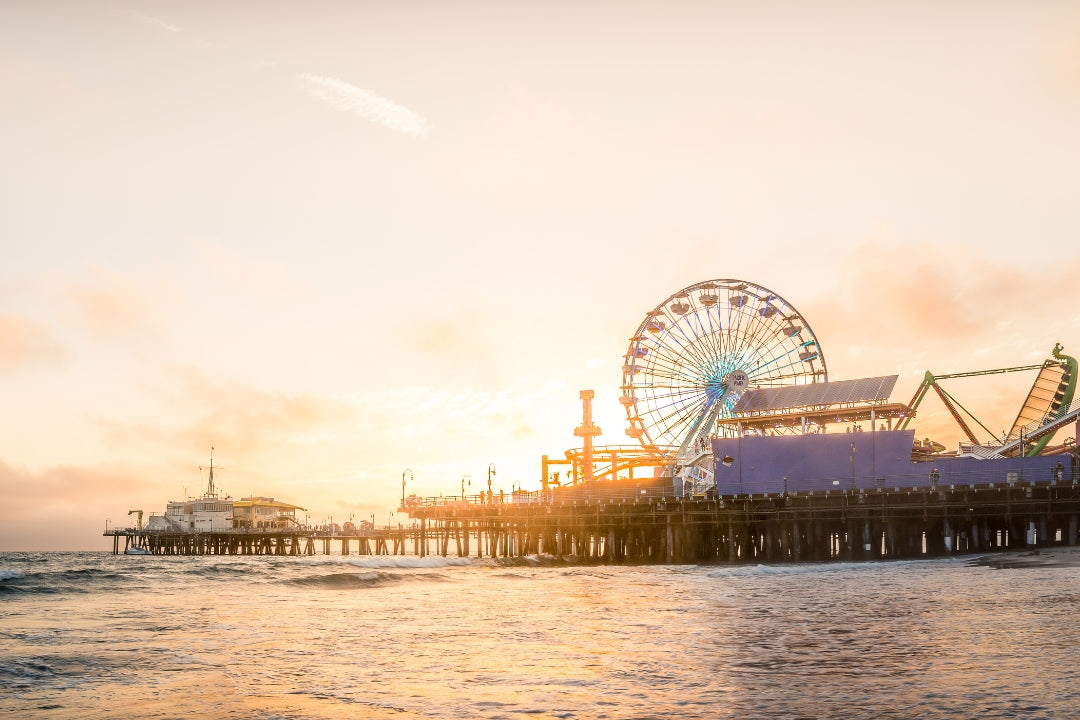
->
<box><xmin>402</xmin><ymin>468</ymin><xmax>413</xmax><ymax>506</ymax></box>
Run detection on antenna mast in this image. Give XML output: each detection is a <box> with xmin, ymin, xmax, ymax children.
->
<box><xmin>199</xmin><ymin>445</ymin><xmax>217</xmax><ymax>498</ymax></box>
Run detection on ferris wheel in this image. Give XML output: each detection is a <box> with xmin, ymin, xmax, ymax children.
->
<box><xmin>621</xmin><ymin>279</ymin><xmax>827</xmax><ymax>457</ymax></box>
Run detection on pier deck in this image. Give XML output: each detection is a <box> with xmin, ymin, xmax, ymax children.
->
<box><xmin>108</xmin><ymin>478</ymin><xmax>1080</xmax><ymax>563</ymax></box>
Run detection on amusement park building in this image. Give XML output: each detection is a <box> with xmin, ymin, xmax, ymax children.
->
<box><xmin>709</xmin><ymin>430</ymin><xmax>1071</xmax><ymax>496</ymax></box>
<box><xmin>585</xmin><ymin>278</ymin><xmax>1079</xmax><ymax>499</ymax></box>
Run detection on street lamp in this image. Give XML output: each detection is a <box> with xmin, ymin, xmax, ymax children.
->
<box><xmin>1019</xmin><ymin>428</ymin><xmax>1025</xmax><ymax>482</ymax></box>
<box><xmin>850</xmin><ymin>442</ymin><xmax>856</xmax><ymax>490</ymax></box>
<box><xmin>462</xmin><ymin>474</ymin><xmax>471</xmax><ymax>500</ymax></box>
<box><xmin>388</xmin><ymin>510</ymin><xmax>394</xmax><ymax>529</ymax></box>
<box><xmin>402</xmin><ymin>468</ymin><xmax>413</xmax><ymax>506</ymax></box>
<box><xmin>488</xmin><ymin>463</ymin><xmax>496</xmax><ymax>502</ymax></box>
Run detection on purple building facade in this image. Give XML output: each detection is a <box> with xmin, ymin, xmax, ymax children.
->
<box><xmin>711</xmin><ymin>430</ymin><xmax>1071</xmax><ymax>495</ymax></box>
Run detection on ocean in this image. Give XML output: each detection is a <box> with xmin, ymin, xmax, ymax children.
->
<box><xmin>2</xmin><ymin>551</ymin><xmax>1079</xmax><ymax>719</ymax></box>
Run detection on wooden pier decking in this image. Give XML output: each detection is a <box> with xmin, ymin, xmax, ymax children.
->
<box><xmin>107</xmin><ymin>478</ymin><xmax>1080</xmax><ymax>563</ymax></box>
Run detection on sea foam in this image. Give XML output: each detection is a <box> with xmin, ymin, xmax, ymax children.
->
<box><xmin>298</xmin><ymin>555</ymin><xmax>473</xmax><ymax>570</ymax></box>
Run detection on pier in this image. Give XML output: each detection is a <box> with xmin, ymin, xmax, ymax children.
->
<box><xmin>106</xmin><ymin>528</ymin><xmax>411</xmax><ymax>557</ymax></box>
<box><xmin>403</xmin><ymin>480</ymin><xmax>1080</xmax><ymax>563</ymax></box>
<box><xmin>107</xmin><ymin>477</ymin><xmax>1080</xmax><ymax>563</ymax></box>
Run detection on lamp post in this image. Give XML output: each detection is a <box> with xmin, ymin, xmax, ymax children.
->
<box><xmin>487</xmin><ymin>463</ymin><xmax>496</xmax><ymax>503</ymax></box>
<box><xmin>1019</xmin><ymin>428</ymin><xmax>1025</xmax><ymax>482</ymax></box>
<box><xmin>388</xmin><ymin>511</ymin><xmax>394</xmax><ymax>530</ymax></box>
<box><xmin>402</xmin><ymin>468</ymin><xmax>413</xmax><ymax>507</ymax></box>
<box><xmin>850</xmin><ymin>442</ymin><xmax>856</xmax><ymax>490</ymax></box>
<box><xmin>461</xmin><ymin>474</ymin><xmax>471</xmax><ymax>500</ymax></box>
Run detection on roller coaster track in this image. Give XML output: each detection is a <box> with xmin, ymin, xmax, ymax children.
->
<box><xmin>992</xmin><ymin>395</ymin><xmax>1080</xmax><ymax>458</ymax></box>
<box><xmin>905</xmin><ymin>344</ymin><xmax>1076</xmax><ymax>456</ymax></box>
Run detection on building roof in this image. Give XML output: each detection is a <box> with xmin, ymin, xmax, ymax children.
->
<box><xmin>233</xmin><ymin>497</ymin><xmax>307</xmax><ymax>511</ymax></box>
<box><xmin>731</xmin><ymin>375</ymin><xmax>899</xmax><ymax>414</ymax></box>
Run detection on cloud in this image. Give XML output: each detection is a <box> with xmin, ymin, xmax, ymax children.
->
<box><xmin>131</xmin><ymin>11</ymin><xmax>183</xmax><ymax>33</ymax></box>
<box><xmin>0</xmin><ymin>315</ymin><xmax>64</xmax><ymax>372</ymax></box>
<box><xmin>54</xmin><ymin>266</ymin><xmax>168</xmax><ymax>341</ymax></box>
<box><xmin>439</xmin><ymin>85</ymin><xmax>623</xmax><ymax>209</ymax></box>
<box><xmin>801</xmin><ymin>241</ymin><xmax>1080</xmax><ymax>361</ymax></box>
<box><xmin>98</xmin><ymin>367</ymin><xmax>358</xmax><ymax>456</ymax></box>
<box><xmin>789</xmin><ymin>241</ymin><xmax>1080</xmax><ymax>448</ymax></box>
<box><xmin>0</xmin><ymin>461</ymin><xmax>146</xmax><ymax>550</ymax></box>
<box><xmin>193</xmin><ymin>239</ymin><xmax>299</xmax><ymax>300</ymax></box>
<box><xmin>298</xmin><ymin>73</ymin><xmax>430</xmax><ymax>138</ymax></box>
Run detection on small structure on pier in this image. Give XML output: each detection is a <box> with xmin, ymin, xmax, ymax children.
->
<box><xmin>231</xmin><ymin>497</ymin><xmax>306</xmax><ymax>530</ymax></box>
<box><xmin>141</xmin><ymin>449</ymin><xmax>307</xmax><ymax>534</ymax></box>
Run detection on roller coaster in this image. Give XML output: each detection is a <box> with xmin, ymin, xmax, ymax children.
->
<box><xmin>900</xmin><ymin>342</ymin><xmax>1078</xmax><ymax>459</ymax></box>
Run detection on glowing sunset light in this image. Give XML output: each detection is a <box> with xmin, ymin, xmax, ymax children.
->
<box><xmin>1</xmin><ymin>2</ymin><xmax>1078</xmax><ymax>550</ymax></box>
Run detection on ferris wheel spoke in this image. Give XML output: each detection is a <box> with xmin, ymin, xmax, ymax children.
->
<box><xmin>642</xmin><ymin>380</ymin><xmax>707</xmax><ymax>408</ymax></box>
<box><xmin>645</xmin><ymin>344</ymin><xmax>712</xmax><ymax>381</ymax></box>
<box><xmin>738</xmin><ymin>308</ymin><xmax>782</xmax><ymax>362</ymax></box>
<box><xmin>742</xmin><ymin>294</ymin><xmax>785</xmax><ymax>355</ymax></box>
<box><xmin>640</xmin><ymin>361</ymin><xmax>708</xmax><ymax>390</ymax></box>
<box><xmin>748</xmin><ymin>345</ymin><xmax>812</xmax><ymax>377</ymax></box>
<box><xmin>648</xmin><ymin>396</ymin><xmax>710</xmax><ymax>446</ymax></box>
<box><xmin>642</xmin><ymin>343</ymin><xmax>717</xmax><ymax>391</ymax></box>
<box><xmin>647</xmin><ymin>344</ymin><xmax>724</xmax><ymax>381</ymax></box>
<box><xmin>661</xmin><ymin>314</ymin><xmax>719</xmax><ymax>376</ymax></box>
<box><xmin>643</xmin><ymin>388</ymin><xmax>712</xmax><ymax>416</ymax></box>
<box><xmin>729</xmin><ymin>294</ymin><xmax>768</xmax><ymax>361</ymax></box>
<box><xmin>651</xmin><ymin>316</ymin><xmax>716</xmax><ymax>367</ymax></box>
<box><xmin>642</xmin><ymin>388</ymin><xmax>710</xmax><ymax>412</ymax></box>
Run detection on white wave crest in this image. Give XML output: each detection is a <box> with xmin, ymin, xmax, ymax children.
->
<box><xmin>0</xmin><ymin>569</ymin><xmax>24</xmax><ymax>581</ymax></box>
<box><xmin>297</xmin><ymin>555</ymin><xmax>472</xmax><ymax>570</ymax></box>
<box><xmin>298</xmin><ymin>73</ymin><xmax>430</xmax><ymax>138</ymax></box>
<box><xmin>348</xmin><ymin>556</ymin><xmax>472</xmax><ymax>570</ymax></box>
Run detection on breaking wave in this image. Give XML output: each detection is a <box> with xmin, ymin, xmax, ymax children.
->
<box><xmin>298</xmin><ymin>555</ymin><xmax>474</xmax><ymax>570</ymax></box>
<box><xmin>285</xmin><ymin>571</ymin><xmax>402</xmax><ymax>589</ymax></box>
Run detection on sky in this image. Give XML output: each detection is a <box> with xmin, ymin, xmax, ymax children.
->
<box><xmin>2</xmin><ymin>1</ymin><xmax>1079</xmax><ymax>550</ymax></box>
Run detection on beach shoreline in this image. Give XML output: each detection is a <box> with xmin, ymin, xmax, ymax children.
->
<box><xmin>970</xmin><ymin>543</ymin><xmax>1080</xmax><ymax>569</ymax></box>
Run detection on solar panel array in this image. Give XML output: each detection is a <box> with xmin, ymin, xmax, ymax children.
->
<box><xmin>732</xmin><ymin>375</ymin><xmax>899</xmax><ymax>414</ymax></box>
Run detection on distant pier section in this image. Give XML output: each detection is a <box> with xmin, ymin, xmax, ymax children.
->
<box><xmin>105</xmin><ymin>526</ymin><xmax>407</xmax><ymax>557</ymax></box>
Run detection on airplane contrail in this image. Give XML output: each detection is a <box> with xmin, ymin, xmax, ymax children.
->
<box><xmin>298</xmin><ymin>73</ymin><xmax>430</xmax><ymax>138</ymax></box>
